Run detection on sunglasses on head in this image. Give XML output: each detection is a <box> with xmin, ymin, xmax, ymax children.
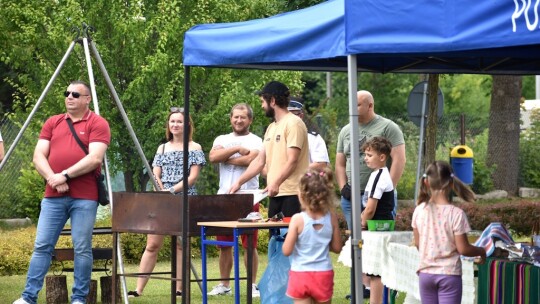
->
<box><xmin>64</xmin><ymin>91</ymin><xmax>89</xmax><ymax>98</ymax></box>
<box><xmin>170</xmin><ymin>107</ymin><xmax>185</xmax><ymax>113</ymax></box>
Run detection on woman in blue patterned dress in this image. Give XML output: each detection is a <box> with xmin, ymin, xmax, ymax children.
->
<box><xmin>128</xmin><ymin>108</ymin><xmax>206</xmax><ymax>298</ymax></box>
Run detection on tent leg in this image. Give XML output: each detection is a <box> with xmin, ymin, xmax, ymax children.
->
<box><xmin>413</xmin><ymin>82</ymin><xmax>428</xmax><ymax>203</ymax></box>
<box><xmin>181</xmin><ymin>66</ymin><xmax>191</xmax><ymax>304</ymax></box>
<box><xmin>348</xmin><ymin>54</ymin><xmax>363</xmax><ymax>304</ymax></box>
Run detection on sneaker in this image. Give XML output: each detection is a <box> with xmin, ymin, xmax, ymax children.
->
<box><xmin>207</xmin><ymin>283</ymin><xmax>231</xmax><ymax>296</ymax></box>
<box><xmin>72</xmin><ymin>301</ymin><xmax>85</xmax><ymax>304</ymax></box>
<box><xmin>176</xmin><ymin>291</ymin><xmax>182</xmax><ymax>297</ymax></box>
<box><xmin>251</xmin><ymin>284</ymin><xmax>260</xmax><ymax>298</ymax></box>
<box><xmin>12</xmin><ymin>298</ymin><xmax>30</xmax><ymax>304</ymax></box>
<box><xmin>127</xmin><ymin>290</ymin><xmax>141</xmax><ymax>298</ymax></box>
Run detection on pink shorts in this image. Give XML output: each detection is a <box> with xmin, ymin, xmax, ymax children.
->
<box><xmin>286</xmin><ymin>270</ymin><xmax>334</xmax><ymax>302</ymax></box>
<box><xmin>216</xmin><ymin>203</ymin><xmax>259</xmax><ymax>249</ymax></box>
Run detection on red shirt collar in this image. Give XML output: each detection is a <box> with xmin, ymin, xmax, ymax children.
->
<box><xmin>64</xmin><ymin>110</ymin><xmax>92</xmax><ymax>122</ymax></box>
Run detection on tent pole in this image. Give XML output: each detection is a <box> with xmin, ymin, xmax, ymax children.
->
<box><xmin>413</xmin><ymin>82</ymin><xmax>428</xmax><ymax>203</ymax></box>
<box><xmin>181</xmin><ymin>66</ymin><xmax>191</xmax><ymax>304</ymax></box>
<box><xmin>534</xmin><ymin>75</ymin><xmax>540</xmax><ymax>99</ymax></box>
<box><xmin>348</xmin><ymin>55</ymin><xmax>363</xmax><ymax>304</ymax></box>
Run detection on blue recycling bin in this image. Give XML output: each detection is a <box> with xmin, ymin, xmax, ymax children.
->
<box><xmin>450</xmin><ymin>145</ymin><xmax>474</xmax><ymax>184</ymax></box>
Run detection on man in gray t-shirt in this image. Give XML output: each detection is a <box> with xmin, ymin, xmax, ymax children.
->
<box><xmin>335</xmin><ymin>90</ymin><xmax>406</xmax><ymax>302</ymax></box>
<box><xmin>335</xmin><ymin>90</ymin><xmax>405</xmax><ymax>230</ymax></box>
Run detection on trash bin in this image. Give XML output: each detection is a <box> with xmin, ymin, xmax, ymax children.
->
<box><xmin>450</xmin><ymin>145</ymin><xmax>473</xmax><ymax>184</ymax></box>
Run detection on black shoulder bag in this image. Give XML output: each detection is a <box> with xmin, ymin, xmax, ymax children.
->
<box><xmin>66</xmin><ymin>119</ymin><xmax>110</xmax><ymax>206</ymax></box>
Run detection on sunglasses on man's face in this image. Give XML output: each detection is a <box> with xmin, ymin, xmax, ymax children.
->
<box><xmin>170</xmin><ymin>107</ymin><xmax>185</xmax><ymax>113</ymax></box>
<box><xmin>64</xmin><ymin>91</ymin><xmax>89</xmax><ymax>98</ymax></box>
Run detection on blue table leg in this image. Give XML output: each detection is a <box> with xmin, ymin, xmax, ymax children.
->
<box><xmin>201</xmin><ymin>226</ymin><xmax>208</xmax><ymax>304</ymax></box>
<box><xmin>199</xmin><ymin>226</ymin><xmax>256</xmax><ymax>304</ymax></box>
<box><xmin>234</xmin><ymin>228</ymin><xmax>240</xmax><ymax>304</ymax></box>
<box><xmin>246</xmin><ymin>228</ymin><xmax>253</xmax><ymax>304</ymax></box>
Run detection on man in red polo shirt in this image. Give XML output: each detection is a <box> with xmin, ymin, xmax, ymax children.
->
<box><xmin>13</xmin><ymin>80</ymin><xmax>110</xmax><ymax>304</ymax></box>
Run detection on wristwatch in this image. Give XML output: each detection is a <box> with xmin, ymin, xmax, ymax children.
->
<box><xmin>169</xmin><ymin>187</ymin><xmax>175</xmax><ymax>194</ymax></box>
<box><xmin>61</xmin><ymin>170</ymin><xmax>71</xmax><ymax>181</ymax></box>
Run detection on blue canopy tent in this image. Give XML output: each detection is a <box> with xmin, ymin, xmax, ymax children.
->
<box><xmin>183</xmin><ymin>0</ymin><xmax>346</xmax><ymax>71</ymax></box>
<box><xmin>182</xmin><ymin>0</ymin><xmax>540</xmax><ymax>302</ymax></box>
<box><xmin>184</xmin><ymin>0</ymin><xmax>540</xmax><ymax>74</ymax></box>
<box><xmin>345</xmin><ymin>0</ymin><xmax>540</xmax><ymax>74</ymax></box>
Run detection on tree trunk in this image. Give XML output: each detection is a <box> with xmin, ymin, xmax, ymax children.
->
<box><xmin>124</xmin><ymin>169</ymin><xmax>134</xmax><ymax>192</ymax></box>
<box><xmin>424</xmin><ymin>74</ymin><xmax>439</xmax><ymax>168</ymax></box>
<box><xmin>487</xmin><ymin>75</ymin><xmax>522</xmax><ymax>195</ymax></box>
<box><xmin>45</xmin><ymin>275</ymin><xmax>68</xmax><ymax>304</ymax></box>
<box><xmin>100</xmin><ymin>276</ymin><xmax>121</xmax><ymax>304</ymax></box>
<box><xmin>86</xmin><ymin>279</ymin><xmax>97</xmax><ymax>304</ymax></box>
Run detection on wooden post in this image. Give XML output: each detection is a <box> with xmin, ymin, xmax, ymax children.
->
<box><xmin>86</xmin><ymin>279</ymin><xmax>97</xmax><ymax>304</ymax></box>
<box><xmin>100</xmin><ymin>276</ymin><xmax>121</xmax><ymax>304</ymax></box>
<box><xmin>45</xmin><ymin>275</ymin><xmax>68</xmax><ymax>304</ymax></box>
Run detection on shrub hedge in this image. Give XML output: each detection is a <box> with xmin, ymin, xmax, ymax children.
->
<box><xmin>3</xmin><ymin>200</ymin><xmax>537</xmax><ymax>276</ymax></box>
<box><xmin>395</xmin><ymin>199</ymin><xmax>540</xmax><ymax>237</ymax></box>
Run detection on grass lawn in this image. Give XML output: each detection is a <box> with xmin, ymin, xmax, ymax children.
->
<box><xmin>0</xmin><ymin>253</ymin><xmax>406</xmax><ymax>304</ymax></box>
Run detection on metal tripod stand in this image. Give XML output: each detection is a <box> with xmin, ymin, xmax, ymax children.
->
<box><xmin>0</xmin><ymin>23</ymin><xmax>201</xmax><ymax>304</ymax></box>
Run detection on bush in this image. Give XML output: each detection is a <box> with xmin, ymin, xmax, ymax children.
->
<box><xmin>519</xmin><ymin>109</ymin><xmax>540</xmax><ymax>188</ymax></box>
<box><xmin>0</xmin><ymin>227</ymin><xmax>36</xmax><ymax>275</ymax></box>
<box><xmin>395</xmin><ymin>199</ymin><xmax>540</xmax><ymax>237</ymax></box>
<box><xmin>463</xmin><ymin>200</ymin><xmax>540</xmax><ymax>237</ymax></box>
<box><xmin>471</xmin><ymin>161</ymin><xmax>495</xmax><ymax>194</ymax></box>
<box><xmin>468</xmin><ymin>129</ymin><xmax>495</xmax><ymax>194</ymax></box>
<box><xmin>0</xmin><ymin>222</ymin><xmax>113</xmax><ymax>276</ymax></box>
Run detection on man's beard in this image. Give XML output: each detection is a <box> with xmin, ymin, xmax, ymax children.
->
<box><xmin>233</xmin><ymin>125</ymin><xmax>250</xmax><ymax>135</ymax></box>
<box><xmin>264</xmin><ymin>106</ymin><xmax>275</xmax><ymax>118</ymax></box>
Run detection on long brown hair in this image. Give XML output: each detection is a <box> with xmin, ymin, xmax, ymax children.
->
<box><xmin>417</xmin><ymin>160</ymin><xmax>475</xmax><ymax>204</ymax></box>
<box><xmin>165</xmin><ymin>110</ymin><xmax>194</xmax><ymax>142</ymax></box>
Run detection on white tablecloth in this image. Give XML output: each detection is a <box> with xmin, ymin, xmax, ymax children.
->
<box><xmin>362</xmin><ymin>231</ymin><xmax>414</xmax><ymax>276</ymax></box>
<box><xmin>338</xmin><ymin>231</ymin><xmax>476</xmax><ymax>304</ymax></box>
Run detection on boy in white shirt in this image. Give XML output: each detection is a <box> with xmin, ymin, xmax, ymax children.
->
<box><xmin>361</xmin><ymin>136</ymin><xmax>395</xmax><ymax>304</ymax></box>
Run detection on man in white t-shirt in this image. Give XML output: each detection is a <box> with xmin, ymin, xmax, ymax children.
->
<box><xmin>288</xmin><ymin>97</ymin><xmax>329</xmax><ymax>171</ymax></box>
<box><xmin>208</xmin><ymin>103</ymin><xmax>263</xmax><ymax>297</ymax></box>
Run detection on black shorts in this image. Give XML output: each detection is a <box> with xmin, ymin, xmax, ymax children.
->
<box><xmin>268</xmin><ymin>195</ymin><xmax>301</xmax><ymax>217</ymax></box>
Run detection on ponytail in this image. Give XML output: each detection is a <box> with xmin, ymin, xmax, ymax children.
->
<box><xmin>451</xmin><ymin>175</ymin><xmax>475</xmax><ymax>203</ymax></box>
<box><xmin>416</xmin><ymin>174</ymin><xmax>430</xmax><ymax>205</ymax></box>
<box><xmin>418</xmin><ymin>161</ymin><xmax>476</xmax><ymax>205</ymax></box>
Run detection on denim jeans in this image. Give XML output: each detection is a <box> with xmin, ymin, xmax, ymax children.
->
<box><xmin>340</xmin><ymin>191</ymin><xmax>398</xmax><ymax>231</ymax></box>
<box><xmin>21</xmin><ymin>197</ymin><xmax>98</xmax><ymax>304</ymax></box>
<box><xmin>340</xmin><ymin>196</ymin><xmax>353</xmax><ymax>231</ymax></box>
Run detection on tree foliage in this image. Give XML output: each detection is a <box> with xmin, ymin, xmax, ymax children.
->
<box><xmin>519</xmin><ymin>108</ymin><xmax>540</xmax><ymax>188</ymax></box>
<box><xmin>0</xmin><ymin>0</ymin><xmax>305</xmax><ymax>202</ymax></box>
<box><xmin>1</xmin><ymin>0</ymin><xmax>537</xmax><ymax>219</ymax></box>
